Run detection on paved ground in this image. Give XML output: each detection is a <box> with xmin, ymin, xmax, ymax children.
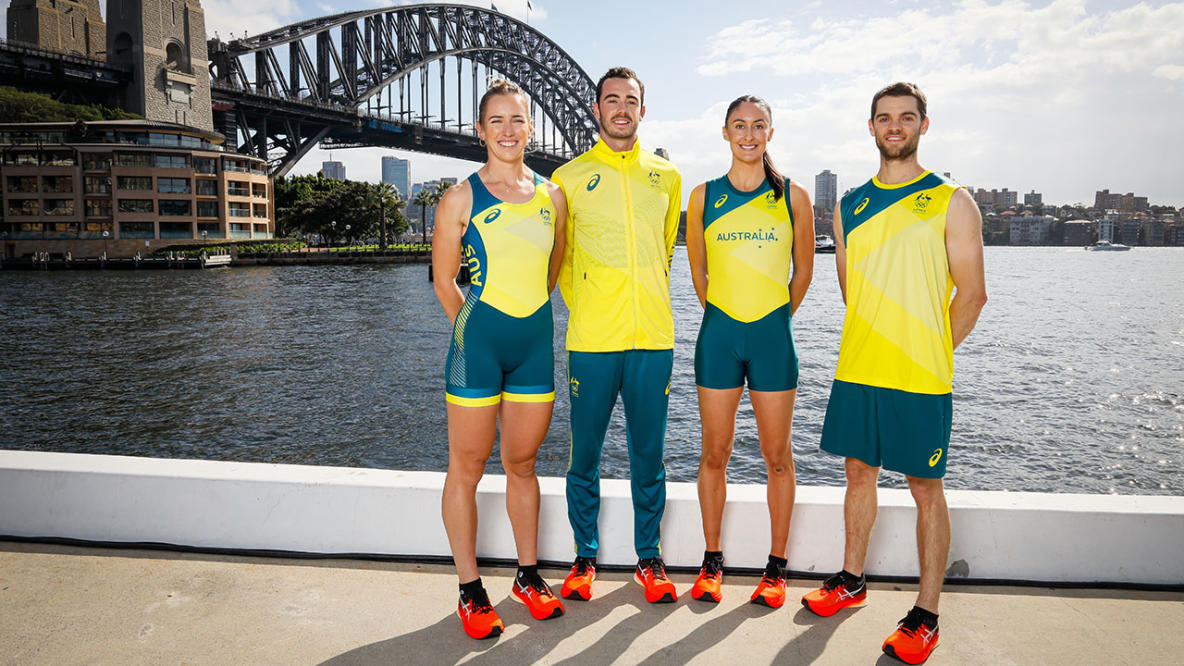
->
<box><xmin>1</xmin><ymin>541</ymin><xmax>1181</xmax><ymax>665</ymax></box>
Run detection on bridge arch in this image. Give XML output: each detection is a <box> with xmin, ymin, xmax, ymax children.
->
<box><xmin>209</xmin><ymin>4</ymin><xmax>600</xmax><ymax>177</ymax></box>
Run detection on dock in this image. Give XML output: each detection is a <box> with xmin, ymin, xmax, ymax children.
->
<box><xmin>2</xmin><ymin>540</ymin><xmax>1181</xmax><ymax>664</ymax></box>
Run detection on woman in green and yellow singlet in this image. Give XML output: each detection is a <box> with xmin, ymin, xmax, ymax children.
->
<box><xmin>685</xmin><ymin>95</ymin><xmax>815</xmax><ymax>609</ymax></box>
<box><xmin>431</xmin><ymin>79</ymin><xmax>567</xmax><ymax>639</ymax></box>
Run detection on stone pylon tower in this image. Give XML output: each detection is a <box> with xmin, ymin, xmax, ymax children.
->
<box><xmin>106</xmin><ymin>0</ymin><xmax>212</xmax><ymax>131</ymax></box>
<box><xmin>7</xmin><ymin>0</ymin><xmax>107</xmax><ymax>58</ymax></box>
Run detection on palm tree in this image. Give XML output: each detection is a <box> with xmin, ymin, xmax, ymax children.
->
<box><xmin>412</xmin><ymin>188</ymin><xmax>434</xmax><ymax>245</ymax></box>
<box><xmin>374</xmin><ymin>182</ymin><xmax>403</xmax><ymax>250</ymax></box>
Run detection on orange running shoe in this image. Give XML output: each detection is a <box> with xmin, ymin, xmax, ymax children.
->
<box><xmin>560</xmin><ymin>557</ymin><xmax>596</xmax><ymax>601</ymax></box>
<box><xmin>690</xmin><ymin>556</ymin><xmax>723</xmax><ymax>603</ymax></box>
<box><xmin>512</xmin><ymin>572</ymin><xmax>565</xmax><ymax>620</ymax></box>
<box><xmin>750</xmin><ymin>569</ymin><xmax>786</xmax><ymax>608</ymax></box>
<box><xmin>635</xmin><ymin>558</ymin><xmax>677</xmax><ymax>603</ymax></box>
<box><xmin>801</xmin><ymin>571</ymin><xmax>867</xmax><ymax>617</ymax></box>
<box><xmin>882</xmin><ymin>607</ymin><xmax>940</xmax><ymax>664</ymax></box>
<box><xmin>457</xmin><ymin>588</ymin><xmax>504</xmax><ymax>640</ymax></box>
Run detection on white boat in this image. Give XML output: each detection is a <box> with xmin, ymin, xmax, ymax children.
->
<box><xmin>1085</xmin><ymin>240</ymin><xmax>1130</xmax><ymax>251</ymax></box>
<box><xmin>814</xmin><ymin>234</ymin><xmax>836</xmax><ymax>253</ymax></box>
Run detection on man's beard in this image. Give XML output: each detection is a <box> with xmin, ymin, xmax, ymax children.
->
<box><xmin>876</xmin><ymin>132</ymin><xmax>919</xmax><ymax>161</ymax></box>
<box><xmin>600</xmin><ymin>114</ymin><xmax>637</xmax><ymax>141</ymax></box>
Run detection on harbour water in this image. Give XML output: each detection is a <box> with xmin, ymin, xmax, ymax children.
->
<box><xmin>1</xmin><ymin>247</ymin><xmax>1180</xmax><ymax>495</ymax></box>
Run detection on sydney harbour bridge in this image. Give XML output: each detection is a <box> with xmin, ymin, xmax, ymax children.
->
<box><xmin>2</xmin><ymin>3</ymin><xmax>600</xmax><ymax>177</ymax></box>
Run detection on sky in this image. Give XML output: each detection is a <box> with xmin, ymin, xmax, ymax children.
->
<box><xmin>10</xmin><ymin>0</ymin><xmax>1180</xmax><ymax>206</ymax></box>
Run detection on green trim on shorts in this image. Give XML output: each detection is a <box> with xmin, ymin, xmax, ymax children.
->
<box><xmin>819</xmin><ymin>379</ymin><xmax>952</xmax><ymax>478</ymax></box>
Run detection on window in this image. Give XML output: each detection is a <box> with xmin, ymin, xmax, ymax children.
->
<box><xmin>115</xmin><ymin>152</ymin><xmax>153</xmax><ymax>167</ymax></box>
<box><xmin>85</xmin><ymin>200</ymin><xmax>112</xmax><ymax>217</ymax></box>
<box><xmin>84</xmin><ymin>176</ymin><xmax>111</xmax><ymax>194</ymax></box>
<box><xmin>119</xmin><ymin>221</ymin><xmax>155</xmax><ymax>238</ymax></box>
<box><xmin>159</xmin><ymin>222</ymin><xmax>192</xmax><ymax>239</ymax></box>
<box><xmin>43</xmin><ymin>176</ymin><xmax>73</xmax><ymax>193</ymax></box>
<box><xmin>83</xmin><ymin>153</ymin><xmax>112</xmax><ymax>170</ymax></box>
<box><xmin>159</xmin><ymin>200</ymin><xmax>191</xmax><ymax>216</ymax></box>
<box><xmin>157</xmin><ymin>177</ymin><xmax>190</xmax><ymax>194</ymax></box>
<box><xmin>253</xmin><ymin>203</ymin><xmax>268</xmax><ymax>218</ymax></box>
<box><xmin>193</xmin><ymin>157</ymin><xmax>217</xmax><ymax>174</ymax></box>
<box><xmin>118</xmin><ymin>199</ymin><xmax>154</xmax><ymax>214</ymax></box>
<box><xmin>227</xmin><ymin>181</ymin><xmax>249</xmax><ymax>197</ymax></box>
<box><xmin>42</xmin><ymin>151</ymin><xmax>75</xmax><ymax>166</ymax></box>
<box><xmin>155</xmin><ymin>153</ymin><xmax>188</xmax><ymax>169</ymax></box>
<box><xmin>148</xmin><ymin>132</ymin><xmax>181</xmax><ymax>147</ymax></box>
<box><xmin>196</xmin><ymin>200</ymin><xmax>218</xmax><ymax>218</ymax></box>
<box><xmin>45</xmin><ymin>222</ymin><xmax>79</xmax><ymax>238</ymax></box>
<box><xmin>43</xmin><ymin>199</ymin><xmax>74</xmax><ymax>216</ymax></box>
<box><xmin>222</xmin><ymin>157</ymin><xmax>250</xmax><ymax>173</ymax></box>
<box><xmin>252</xmin><ymin>183</ymin><xmax>267</xmax><ymax>198</ymax></box>
<box><xmin>117</xmin><ymin>176</ymin><xmax>152</xmax><ymax>190</ymax></box>
<box><xmin>180</xmin><ymin>135</ymin><xmax>204</xmax><ymax>149</ymax></box>
<box><xmin>3</xmin><ymin>151</ymin><xmax>38</xmax><ymax>166</ymax></box>
<box><xmin>6</xmin><ymin>199</ymin><xmax>40</xmax><ymax>216</ymax></box>
<box><xmin>81</xmin><ymin>221</ymin><xmax>113</xmax><ymax>238</ymax></box>
<box><xmin>228</xmin><ymin>202</ymin><xmax>250</xmax><ymax>217</ymax></box>
<box><xmin>7</xmin><ymin>176</ymin><xmax>37</xmax><ymax>193</ymax></box>
<box><xmin>196</xmin><ymin>179</ymin><xmax>217</xmax><ymax>196</ymax></box>
<box><xmin>197</xmin><ymin>222</ymin><xmax>222</xmax><ymax>238</ymax></box>
<box><xmin>229</xmin><ymin>222</ymin><xmax>250</xmax><ymax>238</ymax></box>
<box><xmin>115</xmin><ymin>132</ymin><xmax>149</xmax><ymax>145</ymax></box>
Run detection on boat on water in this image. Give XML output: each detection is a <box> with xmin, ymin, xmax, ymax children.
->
<box><xmin>814</xmin><ymin>234</ymin><xmax>836</xmax><ymax>253</ymax></box>
<box><xmin>1085</xmin><ymin>240</ymin><xmax>1130</xmax><ymax>251</ymax></box>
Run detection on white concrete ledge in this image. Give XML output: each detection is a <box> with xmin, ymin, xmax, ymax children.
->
<box><xmin>1</xmin><ymin>450</ymin><xmax>1180</xmax><ymax>585</ymax></box>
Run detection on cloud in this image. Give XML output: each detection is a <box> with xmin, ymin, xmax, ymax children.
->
<box><xmin>680</xmin><ymin>0</ymin><xmax>1184</xmax><ymax>204</ymax></box>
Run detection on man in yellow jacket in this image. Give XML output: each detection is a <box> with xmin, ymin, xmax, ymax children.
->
<box><xmin>552</xmin><ymin>67</ymin><xmax>682</xmax><ymax>604</ymax></box>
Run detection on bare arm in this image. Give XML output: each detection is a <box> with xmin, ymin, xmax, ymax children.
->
<box><xmin>787</xmin><ymin>181</ymin><xmax>815</xmax><ymax>315</ymax></box>
<box><xmin>946</xmin><ymin>188</ymin><xmax>987</xmax><ymax>348</ymax></box>
<box><xmin>685</xmin><ymin>184</ymin><xmax>708</xmax><ymax>308</ymax></box>
<box><xmin>430</xmin><ymin>182</ymin><xmax>472</xmax><ymax>323</ymax></box>
<box><xmin>833</xmin><ymin>207</ymin><xmax>847</xmax><ymax>304</ymax></box>
<box><xmin>546</xmin><ymin>181</ymin><xmax>567</xmax><ymax>293</ymax></box>
<box><xmin>663</xmin><ymin>171</ymin><xmax>682</xmax><ymax>275</ymax></box>
<box><xmin>553</xmin><ymin>173</ymin><xmax>576</xmax><ymax>307</ymax></box>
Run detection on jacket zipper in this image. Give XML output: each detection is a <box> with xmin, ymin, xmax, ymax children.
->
<box><xmin>621</xmin><ymin>153</ymin><xmax>639</xmax><ymax>350</ymax></box>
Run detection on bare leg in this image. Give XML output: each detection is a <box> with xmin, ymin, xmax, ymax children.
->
<box><xmin>498</xmin><ymin>399</ymin><xmax>555</xmax><ymax>567</ymax></box>
<box><xmin>908</xmin><ymin>475</ymin><xmax>950</xmax><ymax>612</ymax></box>
<box><xmin>696</xmin><ymin>386</ymin><xmax>743</xmax><ymax>551</ymax></box>
<box><xmin>843</xmin><ymin>457</ymin><xmax>880</xmax><ymax>577</ymax></box>
<box><xmin>750</xmin><ymin>389</ymin><xmax>796</xmax><ymax>559</ymax></box>
<box><xmin>441</xmin><ymin>402</ymin><xmax>499</xmax><ymax>583</ymax></box>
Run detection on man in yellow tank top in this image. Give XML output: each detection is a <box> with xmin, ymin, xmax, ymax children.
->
<box><xmin>800</xmin><ymin>83</ymin><xmax>987</xmax><ymax>665</ymax></box>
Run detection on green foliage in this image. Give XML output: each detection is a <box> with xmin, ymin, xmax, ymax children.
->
<box><xmin>272</xmin><ymin>174</ymin><xmax>408</xmax><ymax>243</ymax></box>
<box><xmin>0</xmin><ymin>86</ymin><xmax>142</xmax><ymax>122</ymax></box>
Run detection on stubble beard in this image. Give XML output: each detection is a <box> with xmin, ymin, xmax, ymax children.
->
<box><xmin>600</xmin><ymin>114</ymin><xmax>637</xmax><ymax>142</ymax></box>
<box><xmin>876</xmin><ymin>132</ymin><xmax>920</xmax><ymax>162</ymax></box>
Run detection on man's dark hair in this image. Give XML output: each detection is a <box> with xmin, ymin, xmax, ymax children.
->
<box><xmin>596</xmin><ymin>67</ymin><xmax>645</xmax><ymax>105</ymax></box>
<box><xmin>870</xmin><ymin>82</ymin><xmax>927</xmax><ymax>120</ymax></box>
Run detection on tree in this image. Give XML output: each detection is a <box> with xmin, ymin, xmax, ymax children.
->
<box><xmin>373</xmin><ymin>182</ymin><xmax>405</xmax><ymax>248</ymax></box>
<box><xmin>413</xmin><ymin>187</ymin><xmax>435</xmax><ymax>244</ymax></box>
<box><xmin>0</xmin><ymin>86</ymin><xmax>141</xmax><ymax>122</ymax></box>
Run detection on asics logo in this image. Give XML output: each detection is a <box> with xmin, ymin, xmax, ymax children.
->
<box><xmin>713</xmin><ymin>194</ymin><xmax>728</xmax><ymax>208</ymax></box>
<box><xmin>483</xmin><ymin>209</ymin><xmax>501</xmax><ymax>224</ymax></box>
<box><xmin>929</xmin><ymin>449</ymin><xmax>943</xmax><ymax>467</ymax></box>
<box><xmin>587</xmin><ymin>174</ymin><xmax>601</xmax><ymax>191</ymax></box>
<box><xmin>838</xmin><ymin>585</ymin><xmax>864</xmax><ymax>600</ymax></box>
<box><xmin>853</xmin><ymin>197</ymin><xmax>870</xmax><ymax>216</ymax></box>
<box><xmin>516</xmin><ymin>580</ymin><xmax>531</xmax><ymax>595</ymax></box>
<box><xmin>919</xmin><ymin>626</ymin><xmax>936</xmax><ymax>643</ymax></box>
<box><xmin>460</xmin><ymin>601</ymin><xmax>472</xmax><ymax>619</ymax></box>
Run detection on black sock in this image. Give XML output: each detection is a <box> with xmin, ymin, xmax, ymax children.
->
<box><xmin>516</xmin><ymin>564</ymin><xmax>539</xmax><ymax>582</ymax></box>
<box><xmin>840</xmin><ymin>569</ymin><xmax>865</xmax><ymax>586</ymax></box>
<box><xmin>912</xmin><ymin>606</ymin><xmax>939</xmax><ymax>627</ymax></box>
<box><xmin>703</xmin><ymin>550</ymin><xmax>723</xmax><ymax>563</ymax></box>
<box><xmin>459</xmin><ymin>577</ymin><xmax>484</xmax><ymax>599</ymax></box>
<box><xmin>765</xmin><ymin>555</ymin><xmax>788</xmax><ymax>578</ymax></box>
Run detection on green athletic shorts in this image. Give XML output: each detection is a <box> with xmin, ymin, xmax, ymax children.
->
<box><xmin>820</xmin><ymin>379</ymin><xmax>952</xmax><ymax>478</ymax></box>
<box><xmin>694</xmin><ymin>303</ymin><xmax>798</xmax><ymax>392</ymax></box>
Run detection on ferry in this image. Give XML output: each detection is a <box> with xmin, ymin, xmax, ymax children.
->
<box><xmin>814</xmin><ymin>234</ymin><xmax>836</xmax><ymax>253</ymax></box>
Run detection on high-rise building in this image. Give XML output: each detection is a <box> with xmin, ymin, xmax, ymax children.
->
<box><xmin>1024</xmin><ymin>190</ymin><xmax>1042</xmax><ymax>207</ymax></box>
<box><xmin>654</xmin><ymin>148</ymin><xmax>670</xmax><ymax>160</ymax></box>
<box><xmin>814</xmin><ymin>169</ymin><xmax>837</xmax><ymax>214</ymax></box>
<box><xmin>381</xmin><ymin>156</ymin><xmax>410</xmax><ymax>198</ymax></box>
<box><xmin>321</xmin><ymin>161</ymin><xmax>346</xmax><ymax>181</ymax></box>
